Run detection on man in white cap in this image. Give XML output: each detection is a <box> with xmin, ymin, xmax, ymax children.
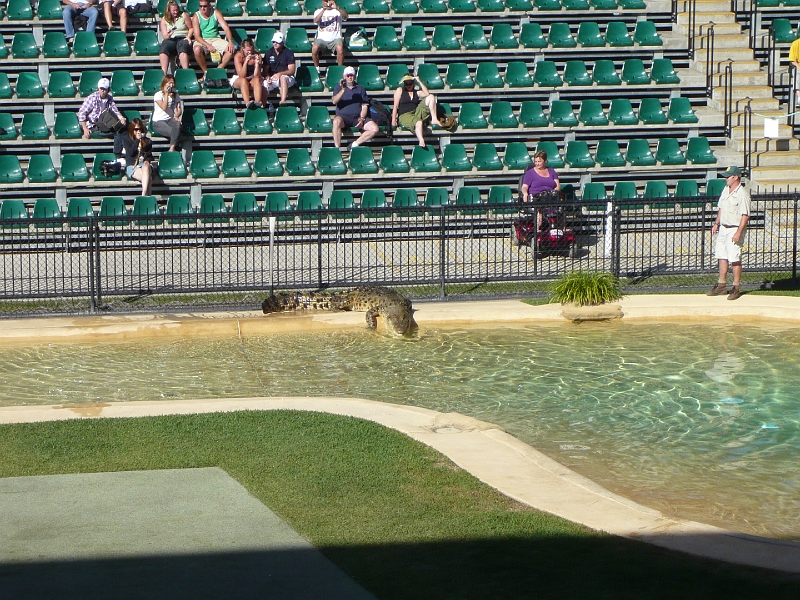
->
<box><xmin>331</xmin><ymin>66</ymin><xmax>379</xmax><ymax>150</ymax></box>
<box><xmin>311</xmin><ymin>0</ymin><xmax>347</xmax><ymax>69</ymax></box>
<box><xmin>708</xmin><ymin>165</ymin><xmax>750</xmax><ymax>300</ymax></box>
<box><xmin>262</xmin><ymin>31</ymin><xmax>296</xmax><ymax>106</ymax></box>
<box><xmin>77</xmin><ymin>77</ymin><xmax>126</xmax><ymax>140</ymax></box>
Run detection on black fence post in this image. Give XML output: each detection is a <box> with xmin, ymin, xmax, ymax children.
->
<box><xmin>794</xmin><ymin>198</ymin><xmax>798</xmax><ymax>281</ymax></box>
<box><xmin>439</xmin><ymin>205</ymin><xmax>446</xmax><ymax>300</ymax></box>
<box><xmin>88</xmin><ymin>216</ymin><xmax>96</xmax><ymax>313</ymax></box>
<box><xmin>612</xmin><ymin>204</ymin><xmax>621</xmax><ymax>278</ymax></box>
<box><xmin>317</xmin><ymin>208</ymin><xmax>323</xmax><ymax>289</ymax></box>
<box><xmin>93</xmin><ymin>219</ymin><xmax>103</xmax><ymax>310</ymax></box>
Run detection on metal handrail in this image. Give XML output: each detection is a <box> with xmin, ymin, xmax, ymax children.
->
<box><xmin>723</xmin><ymin>60</ymin><xmax>734</xmax><ymax>136</ymax></box>
<box><xmin>742</xmin><ymin>98</ymin><xmax>753</xmax><ymax>179</ymax></box>
<box><xmin>702</xmin><ymin>23</ymin><xmax>716</xmax><ymax>98</ymax></box>
<box><xmin>688</xmin><ymin>0</ymin><xmax>697</xmax><ymax>58</ymax></box>
<box><xmin>766</xmin><ymin>26</ymin><xmax>776</xmax><ymax>88</ymax></box>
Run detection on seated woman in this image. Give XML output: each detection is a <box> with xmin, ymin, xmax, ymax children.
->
<box><xmin>230</xmin><ymin>38</ymin><xmax>264</xmax><ymax>110</ymax></box>
<box><xmin>116</xmin><ymin>118</ymin><xmax>154</xmax><ymax>196</ymax></box>
<box><xmin>520</xmin><ymin>150</ymin><xmax>560</xmax><ymax>228</ymax></box>
<box><xmin>152</xmin><ymin>74</ymin><xmax>188</xmax><ymax>152</ymax></box>
<box><xmin>391</xmin><ymin>74</ymin><xmax>442</xmax><ymax>148</ymax></box>
<box><xmin>159</xmin><ymin>0</ymin><xmax>192</xmax><ymax>73</ymax></box>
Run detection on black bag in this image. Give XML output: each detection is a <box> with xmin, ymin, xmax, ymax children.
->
<box><xmin>95</xmin><ymin>109</ymin><xmax>122</xmax><ymax>134</ymax></box>
<box><xmin>99</xmin><ymin>160</ymin><xmax>122</xmax><ymax>177</ymax></box>
<box><xmin>130</xmin><ymin>1</ymin><xmax>153</xmax><ymax>13</ymax></box>
<box><xmin>72</xmin><ymin>12</ymin><xmax>88</xmax><ymax>32</ymax></box>
<box><xmin>368</xmin><ymin>98</ymin><xmax>393</xmax><ymax>140</ymax></box>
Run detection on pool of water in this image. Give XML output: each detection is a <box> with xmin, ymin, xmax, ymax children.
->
<box><xmin>2</xmin><ymin>320</ymin><xmax>800</xmax><ymax>540</ymax></box>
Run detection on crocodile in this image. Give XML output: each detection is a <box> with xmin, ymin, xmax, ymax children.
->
<box><xmin>261</xmin><ymin>286</ymin><xmax>414</xmax><ymax>336</ymax></box>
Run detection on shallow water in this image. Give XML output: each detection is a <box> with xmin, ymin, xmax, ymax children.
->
<box><xmin>2</xmin><ymin>321</ymin><xmax>799</xmax><ymax>539</ymax></box>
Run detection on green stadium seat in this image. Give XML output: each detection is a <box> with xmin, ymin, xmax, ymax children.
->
<box><xmin>705</xmin><ymin>178</ymin><xmax>727</xmax><ymax>197</ymax></box>
<box><xmin>103</xmin><ymin>30</ymin><xmax>131</xmax><ymax>57</ymax></box>
<box><xmin>448</xmin><ymin>0</ymin><xmax>476</xmax><ymax>11</ymax></box>
<box><xmin>656</xmin><ymin>138</ymin><xmax>686</xmax><ymax>165</ymax></box>
<box><xmin>393</xmin><ymin>188</ymin><xmax>419</xmax><ymax>208</ymax></box>
<box><xmin>548</xmin><ymin>100</ymin><xmax>578</xmax><ymax>127</ymax></box>
<box><xmin>7</xmin><ymin>0</ymin><xmax>34</xmax><ymax>19</ymax></box>
<box><xmin>592</xmin><ymin>59</ymin><xmax>622</xmax><ymax>85</ymax></box>
<box><xmin>608</xmin><ymin>98</ymin><xmax>638</xmax><ymax>125</ymax></box>
<box><xmin>275</xmin><ymin>106</ymin><xmax>304</xmax><ymax>134</ymax></box>
<box><xmin>255</xmin><ymin>27</ymin><xmax>279</xmax><ymax>52</ymax></box>
<box><xmin>455</xmin><ymin>187</ymin><xmax>484</xmax><ymax>215</ymax></box>
<box><xmin>67</xmin><ymin>197</ymin><xmax>94</xmax><ymax>226</ymax></box>
<box><xmin>475</xmin><ymin>62</ymin><xmax>503</xmax><ymax>88</ymax></box>
<box><xmin>668</xmin><ymin>97</ymin><xmax>699</xmax><ymax>123</ymax></box>
<box><xmin>458</xmin><ymin>103</ymin><xmax>488</xmax><ymax>129</ymax></box>
<box><xmin>473</xmin><ymin>143</ymin><xmax>502</xmax><ymax>171</ymax></box>
<box><xmin>0</xmin><ymin>156</ymin><xmax>24</xmax><ymax>183</ymax></box>
<box><xmin>605</xmin><ymin>21</ymin><xmax>633</xmax><ymax>47</ymax></box>
<box><xmin>296</xmin><ymin>65</ymin><xmax>324</xmax><ymax>93</ymax></box>
<box><xmin>503</xmin><ymin>142</ymin><xmax>531</xmax><ymax>169</ymax></box>
<box><xmin>356</xmin><ymin>64</ymin><xmax>384</xmax><ymax>91</ymax></box>
<box><xmin>164</xmin><ymin>195</ymin><xmax>194</xmax><ymax>224</ymax></box>
<box><xmin>175</xmin><ymin>68</ymin><xmax>201</xmax><ymax>95</ymax></box>
<box><xmin>43</xmin><ymin>32</ymin><xmax>70</xmax><ymax>58</ymax></box>
<box><xmin>217</xmin><ymin>0</ymin><xmax>243</xmax><ymax>15</ymax></box>
<box><xmin>420</xmin><ymin>0</ymin><xmax>447</xmax><ymax>11</ymax></box>
<box><xmin>329</xmin><ymin>190</ymin><xmax>356</xmax><ymax>219</ymax></box>
<box><xmin>520</xmin><ymin>23</ymin><xmax>547</xmax><ymax>48</ymax></box>
<box><xmin>548</xmin><ymin>23</ymin><xmax>576</xmax><ymax>48</ymax></box>
<box><xmin>231</xmin><ymin>193</ymin><xmax>260</xmax><ymax>222</ymax></box>
<box><xmin>264</xmin><ymin>192</ymin><xmax>294</xmax><ymax>220</ymax></box>
<box><xmin>650</xmin><ymin>58</ymin><xmax>681</xmax><ymax>85</ymax></box>
<box><xmin>621</xmin><ymin>59</ymin><xmax>650</xmax><ymax>85</ymax></box>
<box><xmin>140</xmin><ymin>69</ymin><xmax>164</xmax><ymax>96</ymax></box>
<box><xmin>410</xmin><ymin>146</ymin><xmax>441</xmax><ymax>173</ymax></box>
<box><xmin>613</xmin><ymin>182</ymin><xmax>642</xmax><ymax>210</ymax></box>
<box><xmin>16</xmin><ymin>72</ymin><xmax>45</xmax><ymax>98</ymax></box>
<box><xmin>21</xmin><ymin>113</ymin><xmax>49</xmax><ymax>139</ymax></box>
<box><xmin>132</xmin><ymin>195</ymin><xmax>162</xmax><ymax>225</ymax></box>
<box><xmin>296</xmin><ymin>191</ymin><xmax>323</xmax><ymax>219</ymax></box>
<box><xmin>122</xmin><ymin>108</ymin><xmax>142</xmax><ymax>123</ymax></box>
<box><xmin>99</xmin><ymin>197</ymin><xmax>127</xmax><ymax>224</ymax></box>
<box><xmin>361</xmin><ymin>189</ymin><xmax>388</xmax><ymax>209</ymax></box>
<box><xmin>417</xmin><ymin>63</ymin><xmax>444</xmax><ymax>90</ymax></box>
<box><xmin>48</xmin><ymin>72</ymin><xmax>76</xmax><ymax>98</ymax></box>
<box><xmin>461</xmin><ymin>24</ymin><xmax>489</xmax><ymax>49</ymax></box>
<box><xmin>254</xmin><ymin>148</ymin><xmax>284</xmax><ymax>176</ymax></box>
<box><xmin>199</xmin><ymin>194</ymin><xmax>228</xmax><ymax>223</ymax></box>
<box><xmin>303</xmin><ymin>106</ymin><xmax>332</xmax><ymax>134</ymax></box>
<box><xmin>325</xmin><ymin>66</ymin><xmax>346</xmax><ymax>91</ymax></box>
<box><xmin>0</xmin><ymin>74</ymin><xmax>10</xmax><ymax>100</ymax></box>
<box><xmin>579</xmin><ymin>99</ymin><xmax>608</xmax><ymax>126</ymax></box>
<box><xmin>577</xmin><ymin>22</ymin><xmax>605</xmax><ymax>47</ymax></box>
<box><xmin>73</xmin><ymin>32</ymin><xmax>101</xmax><ymax>58</ymax></box>
<box><xmin>393</xmin><ymin>0</ymin><xmax>420</xmax><ymax>12</ymax></box>
<box><xmin>617</xmin><ymin>0</ymin><xmax>645</xmax><ymax>7</ymax></box>
<box><xmin>505</xmin><ymin>0</ymin><xmax>532</xmax><ymax>7</ymax></box>
<box><xmin>0</xmin><ymin>113</ymin><xmax>16</xmax><ymax>140</ymax></box>
<box><xmin>11</xmin><ymin>33</ymin><xmax>39</xmax><ymax>59</ymax></box>
<box><xmin>183</xmin><ymin>106</ymin><xmax>210</xmax><ymax>136</ymax></box>
<box><xmin>561</xmin><ymin>0</ymin><xmax>589</xmax><ymax>7</ymax></box>
<box><xmin>487</xmin><ymin>185</ymin><xmax>515</xmax><ymax>214</ymax></box>
<box><xmin>519</xmin><ymin>101</ymin><xmax>548</xmax><ymax>127</ymax></box>
<box><xmin>363</xmin><ymin>0</ymin><xmax>391</xmax><ymax>12</ymax></box>
<box><xmin>275</xmin><ymin>0</ymin><xmax>302</xmax><ymax>14</ymax></box>
<box><xmin>349</xmin><ymin>146</ymin><xmax>379</xmax><ymax>174</ymax></box>
<box><xmin>643</xmin><ymin>180</ymin><xmax>669</xmax><ymax>199</ymax></box>
<box><xmin>190</xmin><ymin>150</ymin><xmax>221</xmax><ymax>178</ymax></box>
<box><xmin>442</xmin><ymin>143</ymin><xmax>472</xmax><ymax>171</ymax></box>
<box><xmin>247</xmin><ymin>0</ymin><xmax>274</xmax><ymax>15</ymax></box>
<box><xmin>534</xmin><ymin>61</ymin><xmax>562</xmax><ymax>87</ymax></box>
<box><xmin>317</xmin><ymin>147</ymin><xmax>347</xmax><ymax>175</ymax></box>
<box><xmin>374</xmin><ymin>26</ymin><xmax>402</xmax><ymax>51</ymax></box>
<box><xmin>565</xmin><ymin>141</ymin><xmax>594</xmax><ymax>168</ymax></box>
<box><xmin>1</xmin><ymin>200</ymin><xmax>29</xmax><ymax>228</ymax></box>
<box><xmin>535</xmin><ymin>0</ymin><xmax>561</xmax><ymax>9</ymax></box>
<box><xmin>634</xmin><ymin>21</ymin><xmax>663</xmax><ymax>46</ymax></box>
<box><xmin>638</xmin><ymin>98</ymin><xmax>668</xmax><ymax>125</ymax></box>
<box><xmin>446</xmin><ymin>63</ymin><xmax>475</xmax><ymax>89</ymax></box>
<box><xmin>60</xmin><ymin>154</ymin><xmax>90</xmax><ymax>182</ymax></box>
<box><xmin>432</xmin><ymin>25</ymin><xmax>460</xmax><ymax>50</ymax></box>
<box><xmin>771</xmin><ymin>19</ymin><xmax>797</xmax><ymax>43</ymax></box>
<box><xmin>212</xmin><ymin>108</ymin><xmax>241</xmax><ymax>135</ymax></box>
<box><xmin>133</xmin><ymin>30</ymin><xmax>160</xmax><ymax>56</ymax></box>
<box><xmin>595</xmin><ymin>139</ymin><xmax>625</xmax><ymax>167</ymax></box>
<box><xmin>158</xmin><ymin>151</ymin><xmax>188</xmax><ymax>179</ymax></box>
<box><xmin>243</xmin><ymin>107</ymin><xmax>273</xmax><ymax>134</ymax></box>
<box><xmin>425</xmin><ymin>187</ymin><xmax>450</xmax><ymax>207</ymax></box>
<box><xmin>285</xmin><ymin>27</ymin><xmax>311</xmax><ymax>53</ymax></box>
<box><xmin>221</xmin><ymin>149</ymin><xmax>252</xmax><ymax>177</ymax></box>
<box><xmin>590</xmin><ymin>0</ymin><xmax>616</xmax><ymax>7</ymax></box>
<box><xmin>582</xmin><ymin>182</ymin><xmax>607</xmax><ymax>202</ymax></box>
<box><xmin>54</xmin><ymin>112</ymin><xmax>82</xmax><ymax>139</ymax></box>
<box><xmin>286</xmin><ymin>148</ymin><xmax>316</xmax><ymax>176</ymax></box>
<box><xmin>27</xmin><ymin>155</ymin><xmax>57</xmax><ymax>183</ymax></box>
<box><xmin>491</xmin><ymin>23</ymin><xmax>518</xmax><ymax>49</ymax></box>
<box><xmin>675</xmin><ymin>180</ymin><xmax>700</xmax><ymax>201</ymax></box>
<box><xmin>625</xmin><ymin>139</ymin><xmax>656</xmax><ymax>166</ymax></box>
<box><xmin>478</xmin><ymin>0</ymin><xmax>504</xmax><ymax>9</ymax></box>
<box><xmin>488</xmin><ymin>101</ymin><xmax>518</xmax><ymax>128</ymax></box>
<box><xmin>505</xmin><ymin>62</ymin><xmax>533</xmax><ymax>88</ymax></box>
<box><xmin>403</xmin><ymin>25</ymin><xmax>430</xmax><ymax>50</ymax></box>
<box><xmin>686</xmin><ymin>137</ymin><xmax>717</xmax><ymax>164</ymax></box>
<box><xmin>380</xmin><ymin>146</ymin><xmax>410</xmax><ymax>173</ymax></box>
<box><xmin>37</xmin><ymin>0</ymin><xmax>64</xmax><ymax>18</ymax></box>
<box><xmin>563</xmin><ymin>60</ymin><xmax>592</xmax><ymax>86</ymax></box>
<box><xmin>535</xmin><ymin>141</ymin><xmax>564</xmax><ymax>168</ymax></box>
<box><xmin>110</xmin><ymin>70</ymin><xmax>138</xmax><ymax>97</ymax></box>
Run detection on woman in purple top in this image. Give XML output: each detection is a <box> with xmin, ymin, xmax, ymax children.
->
<box><xmin>520</xmin><ymin>150</ymin><xmax>560</xmax><ymax>199</ymax></box>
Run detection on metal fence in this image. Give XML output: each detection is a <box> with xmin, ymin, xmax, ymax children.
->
<box><xmin>1</xmin><ymin>193</ymin><xmax>798</xmax><ymax>313</ymax></box>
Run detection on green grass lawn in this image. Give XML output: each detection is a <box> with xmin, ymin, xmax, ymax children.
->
<box><xmin>2</xmin><ymin>411</ymin><xmax>798</xmax><ymax>599</ymax></box>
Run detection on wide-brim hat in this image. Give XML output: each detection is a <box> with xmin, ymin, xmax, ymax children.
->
<box><xmin>399</xmin><ymin>74</ymin><xmax>415</xmax><ymax>83</ymax></box>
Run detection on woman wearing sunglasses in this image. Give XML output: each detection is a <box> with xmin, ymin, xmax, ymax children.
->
<box><xmin>391</xmin><ymin>73</ymin><xmax>441</xmax><ymax>148</ymax></box>
<box><xmin>117</xmin><ymin>118</ymin><xmax>154</xmax><ymax>196</ymax></box>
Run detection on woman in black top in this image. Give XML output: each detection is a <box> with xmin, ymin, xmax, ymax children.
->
<box><xmin>117</xmin><ymin>118</ymin><xmax>154</xmax><ymax>196</ymax></box>
<box><xmin>391</xmin><ymin>74</ymin><xmax>441</xmax><ymax>148</ymax></box>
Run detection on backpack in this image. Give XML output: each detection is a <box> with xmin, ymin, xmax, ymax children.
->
<box><xmin>368</xmin><ymin>99</ymin><xmax>393</xmax><ymax>141</ymax></box>
<box><xmin>72</xmin><ymin>12</ymin><xmax>88</xmax><ymax>32</ymax></box>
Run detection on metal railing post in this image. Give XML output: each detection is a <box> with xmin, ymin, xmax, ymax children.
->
<box><xmin>743</xmin><ymin>98</ymin><xmax>752</xmax><ymax>178</ymax></box>
<box><xmin>439</xmin><ymin>206</ymin><xmax>446</xmax><ymax>300</ymax></box>
<box><xmin>703</xmin><ymin>23</ymin><xmax>715</xmax><ymax>97</ymax></box>
<box><xmin>88</xmin><ymin>216</ymin><xmax>96</xmax><ymax>313</ymax></box>
<box><xmin>723</xmin><ymin>60</ymin><xmax>733</xmax><ymax>136</ymax></box>
<box><xmin>793</xmin><ymin>198</ymin><xmax>798</xmax><ymax>280</ymax></box>
<box><xmin>688</xmin><ymin>0</ymin><xmax>696</xmax><ymax>58</ymax></box>
<box><xmin>93</xmin><ymin>219</ymin><xmax>102</xmax><ymax>310</ymax></box>
<box><xmin>316</xmin><ymin>208</ymin><xmax>323</xmax><ymax>289</ymax></box>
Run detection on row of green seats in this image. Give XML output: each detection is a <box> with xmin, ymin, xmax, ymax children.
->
<box><xmin>2</xmin><ymin>0</ymin><xmax>63</xmax><ymax>20</ymax></box>
<box><xmin>2</xmin><ymin>30</ymin><xmax>160</xmax><ymax>60</ymax></box>
<box><xmin>581</xmin><ymin>179</ymin><xmax>724</xmax><ymax>207</ymax></box>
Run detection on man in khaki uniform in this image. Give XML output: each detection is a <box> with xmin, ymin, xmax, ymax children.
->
<box><xmin>708</xmin><ymin>166</ymin><xmax>750</xmax><ymax>301</ymax></box>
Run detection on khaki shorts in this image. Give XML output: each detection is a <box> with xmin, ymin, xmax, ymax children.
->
<box><xmin>263</xmin><ymin>74</ymin><xmax>296</xmax><ymax>91</ymax></box>
<box><xmin>194</xmin><ymin>37</ymin><xmax>228</xmax><ymax>56</ymax></box>
<box><xmin>715</xmin><ymin>226</ymin><xmax>744</xmax><ymax>263</ymax></box>
<box><xmin>398</xmin><ymin>103</ymin><xmax>430</xmax><ymax>130</ymax></box>
<box><xmin>313</xmin><ymin>37</ymin><xmax>343</xmax><ymax>52</ymax></box>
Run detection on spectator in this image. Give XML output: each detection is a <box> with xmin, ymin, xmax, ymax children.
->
<box><xmin>311</xmin><ymin>0</ymin><xmax>347</xmax><ymax>70</ymax></box>
<box><xmin>102</xmin><ymin>0</ymin><xmax>145</xmax><ymax>33</ymax></box>
<box><xmin>790</xmin><ymin>36</ymin><xmax>800</xmax><ymax>101</ymax></box>
<box><xmin>192</xmin><ymin>0</ymin><xmax>235</xmax><ymax>79</ymax></box>
<box><xmin>78</xmin><ymin>77</ymin><xmax>127</xmax><ymax>142</ymax></box>
<box><xmin>391</xmin><ymin>74</ymin><xmax>441</xmax><ymax>148</ymax></box>
<box><xmin>262</xmin><ymin>31</ymin><xmax>296</xmax><ymax>106</ymax></box>
<box><xmin>708</xmin><ymin>166</ymin><xmax>750</xmax><ymax>301</ymax></box>
<box><xmin>159</xmin><ymin>0</ymin><xmax>192</xmax><ymax>73</ymax></box>
<box><xmin>62</xmin><ymin>0</ymin><xmax>99</xmax><ymax>44</ymax></box>
<box><xmin>331</xmin><ymin>66</ymin><xmax>379</xmax><ymax>150</ymax></box>
<box><xmin>152</xmin><ymin>74</ymin><xmax>188</xmax><ymax>152</ymax></box>
<box><xmin>519</xmin><ymin>150</ymin><xmax>560</xmax><ymax>230</ymax></box>
<box><xmin>232</xmin><ymin>38</ymin><xmax>264</xmax><ymax>110</ymax></box>
<box><xmin>117</xmin><ymin>118</ymin><xmax>154</xmax><ymax>196</ymax></box>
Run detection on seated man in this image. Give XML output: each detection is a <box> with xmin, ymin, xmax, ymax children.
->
<box><xmin>262</xmin><ymin>31</ymin><xmax>296</xmax><ymax>106</ymax></box>
<box><xmin>77</xmin><ymin>77</ymin><xmax>127</xmax><ymax>153</ymax></box>
<box><xmin>391</xmin><ymin>74</ymin><xmax>441</xmax><ymax>148</ymax></box>
<box><xmin>331</xmin><ymin>66</ymin><xmax>379</xmax><ymax>150</ymax></box>
<box><xmin>311</xmin><ymin>0</ymin><xmax>347</xmax><ymax>69</ymax></box>
<box><xmin>191</xmin><ymin>0</ymin><xmax>235</xmax><ymax>79</ymax></box>
<box><xmin>62</xmin><ymin>0</ymin><xmax>99</xmax><ymax>43</ymax></box>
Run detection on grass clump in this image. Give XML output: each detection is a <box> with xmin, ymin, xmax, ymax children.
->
<box><xmin>549</xmin><ymin>271</ymin><xmax>623</xmax><ymax>306</ymax></box>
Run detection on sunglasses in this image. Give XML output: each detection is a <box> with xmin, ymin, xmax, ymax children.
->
<box><xmin>404</xmin><ymin>80</ymin><xmax>414</xmax><ymax>85</ymax></box>
<box><xmin>345</xmin><ymin>73</ymin><xmax>355</xmax><ymax>77</ymax></box>
<box><xmin>133</xmin><ymin>128</ymin><xmax>143</xmax><ymax>132</ymax></box>
<box><xmin>199</xmin><ymin>4</ymin><xmax>210</xmax><ymax>7</ymax></box>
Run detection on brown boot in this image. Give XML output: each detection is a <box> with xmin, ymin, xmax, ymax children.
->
<box><xmin>707</xmin><ymin>283</ymin><xmax>727</xmax><ymax>296</ymax></box>
<box><xmin>727</xmin><ymin>286</ymin><xmax>742</xmax><ymax>301</ymax></box>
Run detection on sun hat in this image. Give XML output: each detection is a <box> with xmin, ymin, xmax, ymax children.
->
<box><xmin>719</xmin><ymin>166</ymin><xmax>742</xmax><ymax>178</ymax></box>
<box><xmin>343</xmin><ymin>66</ymin><xmax>356</xmax><ymax>76</ymax></box>
<box><xmin>399</xmin><ymin>74</ymin><xmax>415</xmax><ymax>83</ymax></box>
<box><xmin>272</xmin><ymin>31</ymin><xmax>284</xmax><ymax>44</ymax></box>
<box><xmin>97</xmin><ymin>78</ymin><xmax>110</xmax><ymax>89</ymax></box>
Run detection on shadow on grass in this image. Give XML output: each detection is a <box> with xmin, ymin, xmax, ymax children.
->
<box><xmin>3</xmin><ymin>536</ymin><xmax>800</xmax><ymax>600</ymax></box>
<box><xmin>760</xmin><ymin>277</ymin><xmax>800</xmax><ymax>292</ymax></box>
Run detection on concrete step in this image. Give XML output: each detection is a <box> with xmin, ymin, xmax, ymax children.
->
<box><xmin>711</xmin><ymin>85</ymin><xmax>775</xmax><ymax>100</ymax></box>
<box><xmin>728</xmin><ymin>109</ymin><xmax>789</xmax><ymax>127</ymax></box>
<box><xmin>750</xmin><ymin>150</ymin><xmax>800</xmax><ymax>167</ymax></box>
<box><xmin>705</xmin><ymin>72</ymin><xmax>769</xmax><ymax>86</ymax></box>
<box><xmin>690</xmin><ymin>59</ymin><xmax>763</xmax><ymax>74</ymax></box>
<box><xmin>693</xmin><ymin>48</ymin><xmax>755</xmax><ymax>62</ymax></box>
<box><xmin>750</xmin><ymin>179</ymin><xmax>800</xmax><ymax>193</ymax></box>
<box><xmin>708</xmin><ymin>97</ymin><xmax>779</xmax><ymax>112</ymax></box>
<box><xmin>692</xmin><ymin>0</ymin><xmax>736</xmax><ymax>10</ymax></box>
<box><xmin>729</xmin><ymin>132</ymin><xmax>800</xmax><ymax>151</ymax></box>
<box><xmin>695</xmin><ymin>33</ymin><xmax>752</xmax><ymax>49</ymax></box>
<box><xmin>676</xmin><ymin>22</ymin><xmax>742</xmax><ymax>36</ymax></box>
<box><xmin>676</xmin><ymin>11</ymin><xmax>737</xmax><ymax>25</ymax></box>
<box><xmin>750</xmin><ymin>165</ymin><xmax>800</xmax><ymax>192</ymax></box>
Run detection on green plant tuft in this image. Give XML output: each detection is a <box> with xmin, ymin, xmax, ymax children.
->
<box><xmin>549</xmin><ymin>271</ymin><xmax>623</xmax><ymax>306</ymax></box>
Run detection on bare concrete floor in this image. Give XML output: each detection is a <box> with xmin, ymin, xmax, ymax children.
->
<box><xmin>1</xmin><ymin>294</ymin><xmax>800</xmax><ymax>579</ymax></box>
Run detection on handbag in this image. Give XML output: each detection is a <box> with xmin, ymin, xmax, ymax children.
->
<box><xmin>95</xmin><ymin>109</ymin><xmax>121</xmax><ymax>134</ymax></box>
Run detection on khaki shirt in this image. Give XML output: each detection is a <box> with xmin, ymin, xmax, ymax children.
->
<box><xmin>717</xmin><ymin>183</ymin><xmax>750</xmax><ymax>227</ymax></box>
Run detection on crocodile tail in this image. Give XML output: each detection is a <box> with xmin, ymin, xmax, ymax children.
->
<box><xmin>262</xmin><ymin>293</ymin><xmax>301</xmax><ymax>314</ymax></box>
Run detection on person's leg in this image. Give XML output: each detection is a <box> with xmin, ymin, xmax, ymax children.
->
<box><xmin>219</xmin><ymin>49</ymin><xmax>234</xmax><ymax>69</ymax></box>
<box><xmin>103</xmin><ymin>1</ymin><xmax>114</xmax><ymax>28</ymax></box>
<box><xmin>119</xmin><ymin>6</ymin><xmax>127</xmax><ymax>33</ymax></box>
<box><xmin>414</xmin><ymin>119</ymin><xmax>425</xmax><ymax>148</ymax></box>
<box><xmin>354</xmin><ymin>121</ymin><xmax>379</xmax><ymax>146</ymax></box>
<box><xmin>278</xmin><ymin>75</ymin><xmax>289</xmax><ymax>104</ymax></box>
<box><xmin>311</xmin><ymin>43</ymin><xmax>321</xmax><ymax>68</ymax></box>
<box><xmin>133</xmin><ymin>163</ymin><xmax>151</xmax><ymax>195</ymax></box>
<box><xmin>335</xmin><ymin>40</ymin><xmax>344</xmax><ymax>66</ymax></box>
<box><xmin>251</xmin><ymin>76</ymin><xmax>263</xmax><ymax>105</ymax></box>
<box><xmin>63</xmin><ymin>6</ymin><xmax>76</xmax><ymax>39</ymax></box>
<box><xmin>332</xmin><ymin>116</ymin><xmax>345</xmax><ymax>148</ymax></box>
<box><xmin>84</xmin><ymin>6</ymin><xmax>99</xmax><ymax>33</ymax></box>
<box><xmin>194</xmin><ymin>44</ymin><xmax>208</xmax><ymax>75</ymax></box>
<box><xmin>731</xmin><ymin>261</ymin><xmax>742</xmax><ymax>286</ymax></box>
<box><xmin>234</xmin><ymin>77</ymin><xmax>251</xmax><ymax>105</ymax></box>
<box><xmin>424</xmin><ymin>94</ymin><xmax>441</xmax><ymax>126</ymax></box>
